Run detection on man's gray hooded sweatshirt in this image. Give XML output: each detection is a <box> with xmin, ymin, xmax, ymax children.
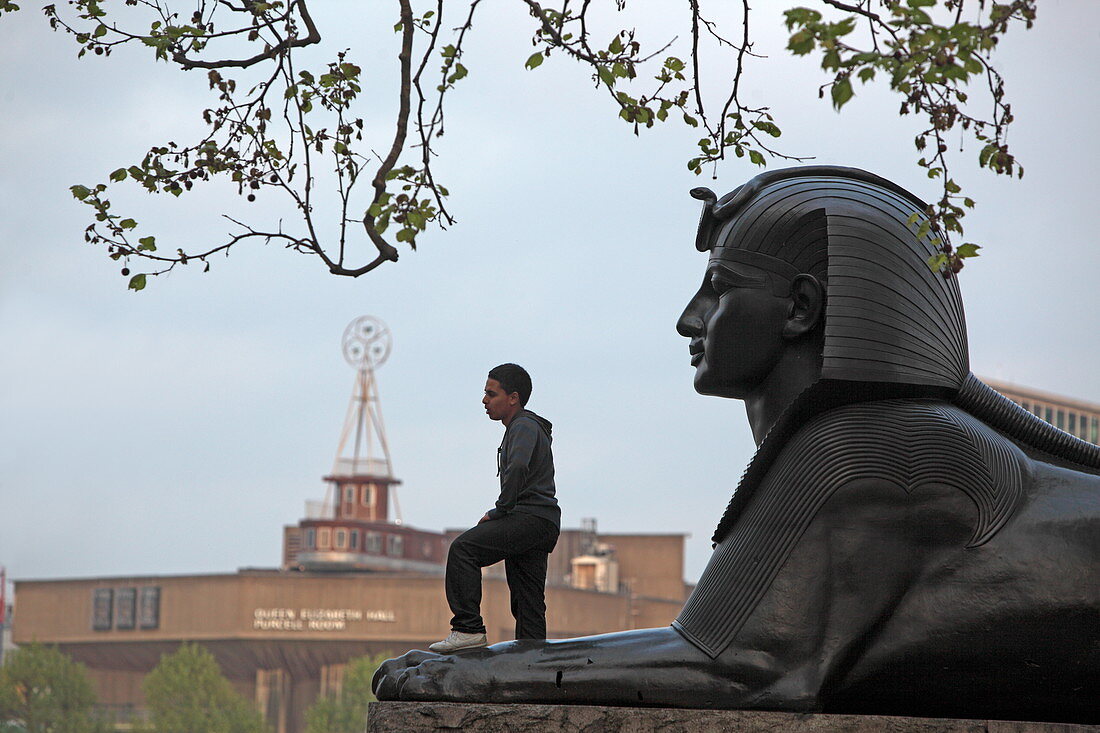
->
<box><xmin>487</xmin><ymin>409</ymin><xmax>560</xmax><ymax>528</ymax></box>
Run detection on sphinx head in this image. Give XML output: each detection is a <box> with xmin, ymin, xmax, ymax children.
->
<box><xmin>677</xmin><ymin>166</ymin><xmax>969</xmax><ymax>403</ymax></box>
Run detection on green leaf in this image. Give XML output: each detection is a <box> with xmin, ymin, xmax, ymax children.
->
<box><xmin>787</xmin><ymin>30</ymin><xmax>814</xmax><ymax>55</ymax></box>
<box><xmin>128</xmin><ymin>273</ymin><xmax>147</xmax><ymax>291</ymax></box>
<box><xmin>138</xmin><ymin>236</ymin><xmax>157</xmax><ymax>251</ymax></box>
<box><xmin>70</xmin><ymin>185</ymin><xmax>91</xmax><ymax>200</ymax></box>
<box><xmin>978</xmin><ymin>144</ymin><xmax>996</xmax><ymax>168</ymax></box>
<box><xmin>110</xmin><ymin>168</ymin><xmax>128</xmax><ymax>182</ymax></box>
<box><xmin>608</xmin><ymin>35</ymin><xmax>624</xmax><ymax>54</ymax></box>
<box><xmin>830</xmin><ymin>77</ymin><xmax>853</xmax><ymax>109</ymax></box>
<box><xmin>119</xmin><ymin>218</ymin><xmax>137</xmax><ymax>229</ymax></box>
<box><xmin>524</xmin><ymin>52</ymin><xmax>544</xmax><ymax>70</ymax></box>
<box><xmin>833</xmin><ymin>17</ymin><xmax>857</xmax><ymax>36</ymax></box>
<box><xmin>956</xmin><ymin>243</ymin><xmax>981</xmax><ymax>258</ymax></box>
<box><xmin>597</xmin><ymin>65</ymin><xmax>614</xmax><ymax>87</ymax></box>
<box><xmin>927</xmin><ymin>253</ymin><xmax>949</xmax><ymax>271</ymax></box>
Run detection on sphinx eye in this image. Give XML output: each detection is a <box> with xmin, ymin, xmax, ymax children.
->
<box><xmin>710</xmin><ymin>273</ymin><xmax>736</xmax><ymax>294</ymax></box>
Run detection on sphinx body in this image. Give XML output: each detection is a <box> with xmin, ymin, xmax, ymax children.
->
<box><xmin>374</xmin><ymin>168</ymin><xmax>1100</xmax><ymax>723</ymax></box>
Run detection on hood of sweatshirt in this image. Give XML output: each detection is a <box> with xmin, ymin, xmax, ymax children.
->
<box><xmin>520</xmin><ymin>409</ymin><xmax>553</xmax><ymax>440</ymax></box>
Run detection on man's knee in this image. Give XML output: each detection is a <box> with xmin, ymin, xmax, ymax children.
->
<box><xmin>447</xmin><ymin>535</ymin><xmax>475</xmax><ymax>562</ymax></box>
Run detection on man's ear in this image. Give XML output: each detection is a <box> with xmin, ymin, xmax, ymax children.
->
<box><xmin>508</xmin><ymin>392</ymin><xmax>520</xmax><ymax>406</ymax></box>
<box><xmin>782</xmin><ymin>274</ymin><xmax>825</xmax><ymax>339</ymax></box>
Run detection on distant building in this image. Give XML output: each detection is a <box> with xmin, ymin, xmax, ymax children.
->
<box><xmin>14</xmin><ymin>525</ymin><xmax>687</xmax><ymax>733</ymax></box>
<box><xmin>11</xmin><ymin>319</ymin><xmax>691</xmax><ymax>732</ymax></box>
<box><xmin>984</xmin><ymin>377</ymin><xmax>1100</xmax><ymax>445</ymax></box>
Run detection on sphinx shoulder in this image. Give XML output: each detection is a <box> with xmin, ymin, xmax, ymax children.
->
<box><xmin>771</xmin><ymin>399</ymin><xmax>1030</xmax><ymax>546</ymax></box>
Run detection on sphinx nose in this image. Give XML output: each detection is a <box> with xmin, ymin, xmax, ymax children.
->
<box><xmin>677</xmin><ymin>303</ymin><xmax>705</xmax><ymax>338</ymax></box>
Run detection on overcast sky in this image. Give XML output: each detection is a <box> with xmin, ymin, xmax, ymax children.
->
<box><xmin>2</xmin><ymin>1</ymin><xmax>1098</xmax><ymax>593</ymax></box>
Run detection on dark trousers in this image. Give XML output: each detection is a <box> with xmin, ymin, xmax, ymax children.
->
<box><xmin>445</xmin><ymin>512</ymin><xmax>559</xmax><ymax>639</ymax></box>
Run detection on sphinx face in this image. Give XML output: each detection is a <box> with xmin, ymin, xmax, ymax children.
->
<box><xmin>676</xmin><ymin>259</ymin><xmax>791</xmax><ymax>399</ymax></box>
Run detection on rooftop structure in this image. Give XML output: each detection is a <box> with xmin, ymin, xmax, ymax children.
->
<box><xmin>286</xmin><ymin>316</ymin><xmax>446</xmax><ymax>574</ymax></box>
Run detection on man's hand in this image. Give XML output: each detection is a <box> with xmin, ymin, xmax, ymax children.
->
<box><xmin>477</xmin><ymin>513</ymin><xmax>491</xmax><ymax>524</ymax></box>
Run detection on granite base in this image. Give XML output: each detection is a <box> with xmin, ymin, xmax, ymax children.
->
<box><xmin>366</xmin><ymin>702</ymin><xmax>1096</xmax><ymax>732</ymax></box>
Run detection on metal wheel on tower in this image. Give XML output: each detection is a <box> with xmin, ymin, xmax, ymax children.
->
<box><xmin>342</xmin><ymin>316</ymin><xmax>392</xmax><ymax>371</ymax></box>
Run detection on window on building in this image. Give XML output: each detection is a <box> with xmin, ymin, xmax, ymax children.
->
<box><xmin>350</xmin><ymin>529</ymin><xmax>360</xmax><ymax>551</ymax></box>
<box><xmin>305</xmin><ymin>528</ymin><xmax>316</xmax><ymax>549</ymax></box>
<box><xmin>361</xmin><ymin>484</ymin><xmax>375</xmax><ymax>506</ymax></box>
<box><xmin>387</xmin><ymin>535</ymin><xmax>404</xmax><ymax>556</ymax></box>
<box><xmin>344</xmin><ymin>486</ymin><xmax>355</xmax><ymax>503</ymax></box>
<box><xmin>1091</xmin><ymin>417</ymin><xmax>1099</xmax><ymax>444</ymax></box>
<box><xmin>1069</xmin><ymin>413</ymin><xmax>1078</xmax><ymax>436</ymax></box>
<box><xmin>335</xmin><ymin>528</ymin><xmax>347</xmax><ymax>549</ymax></box>
<box><xmin>1056</xmin><ymin>409</ymin><xmax>1065</xmax><ymax>430</ymax></box>
<box><xmin>319</xmin><ymin>527</ymin><xmax>331</xmax><ymax>549</ymax></box>
<box><xmin>115</xmin><ymin>587</ymin><xmax>137</xmax><ymax>630</ymax></box>
<box><xmin>366</xmin><ymin>532</ymin><xmax>382</xmax><ymax>554</ymax></box>
<box><xmin>138</xmin><ymin>587</ymin><xmax>161</xmax><ymax>630</ymax></box>
<box><xmin>1045</xmin><ymin>406</ymin><xmax>1054</xmax><ymax>424</ymax></box>
<box><xmin>1019</xmin><ymin>400</ymin><xmax>1029</xmax><ymax>412</ymax></box>
<box><xmin>92</xmin><ymin>589</ymin><xmax>113</xmax><ymax>631</ymax></box>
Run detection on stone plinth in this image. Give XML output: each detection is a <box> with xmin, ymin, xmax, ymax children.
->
<box><xmin>366</xmin><ymin>702</ymin><xmax>1096</xmax><ymax>732</ymax></box>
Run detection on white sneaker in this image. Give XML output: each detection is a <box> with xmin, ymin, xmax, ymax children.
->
<box><xmin>428</xmin><ymin>630</ymin><xmax>488</xmax><ymax>653</ymax></box>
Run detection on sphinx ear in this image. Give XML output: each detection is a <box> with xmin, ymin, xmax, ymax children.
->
<box><xmin>782</xmin><ymin>274</ymin><xmax>825</xmax><ymax>339</ymax></box>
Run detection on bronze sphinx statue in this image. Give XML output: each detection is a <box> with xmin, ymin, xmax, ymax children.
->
<box><xmin>374</xmin><ymin>167</ymin><xmax>1100</xmax><ymax>723</ymax></box>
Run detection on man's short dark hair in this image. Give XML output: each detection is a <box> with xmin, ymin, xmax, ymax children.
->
<box><xmin>488</xmin><ymin>363</ymin><xmax>532</xmax><ymax>406</ymax></box>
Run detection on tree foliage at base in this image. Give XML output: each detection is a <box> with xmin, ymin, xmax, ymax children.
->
<box><xmin>0</xmin><ymin>643</ymin><xmax>108</xmax><ymax>733</ymax></box>
<box><xmin>302</xmin><ymin>653</ymin><xmax>388</xmax><ymax>733</ymax></box>
<box><xmin>142</xmin><ymin>643</ymin><xmax>265</xmax><ymax>733</ymax></box>
<box><xmin>2</xmin><ymin>1</ymin><xmax>1039</xmax><ymax>287</ymax></box>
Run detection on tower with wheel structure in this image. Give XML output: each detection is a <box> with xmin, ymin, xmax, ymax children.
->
<box><xmin>326</xmin><ymin>316</ymin><xmax>400</xmax><ymax>526</ymax></box>
<box><xmin>284</xmin><ymin>317</ymin><xmax>446</xmax><ymax>573</ymax></box>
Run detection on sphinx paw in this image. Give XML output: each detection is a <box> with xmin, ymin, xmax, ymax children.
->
<box><xmin>372</xmin><ymin>649</ymin><xmax>441</xmax><ymax>700</ymax></box>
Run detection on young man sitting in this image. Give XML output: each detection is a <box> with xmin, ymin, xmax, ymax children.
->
<box><xmin>429</xmin><ymin>363</ymin><xmax>561</xmax><ymax>653</ymax></box>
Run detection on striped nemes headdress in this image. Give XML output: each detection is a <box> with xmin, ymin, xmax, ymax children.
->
<box><xmin>692</xmin><ymin>165</ymin><xmax>969</xmax><ymax>392</ymax></box>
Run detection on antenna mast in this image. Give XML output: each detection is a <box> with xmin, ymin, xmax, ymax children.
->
<box><xmin>326</xmin><ymin>316</ymin><xmax>403</xmax><ymax>523</ymax></box>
